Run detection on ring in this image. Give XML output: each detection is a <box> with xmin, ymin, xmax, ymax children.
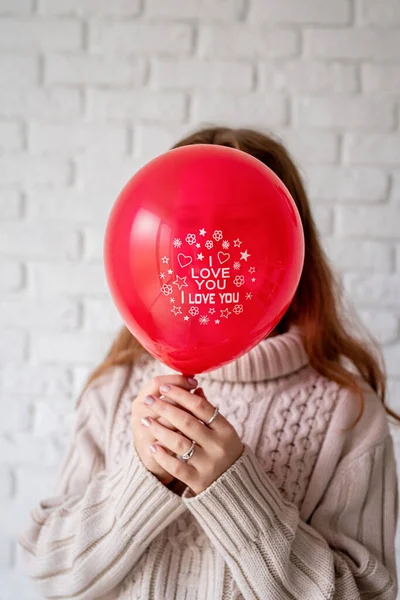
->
<box><xmin>176</xmin><ymin>405</ymin><xmax>220</xmax><ymax>462</ymax></box>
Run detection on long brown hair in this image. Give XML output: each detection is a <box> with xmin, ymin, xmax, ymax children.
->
<box><xmin>83</xmin><ymin>125</ymin><xmax>399</xmax><ymax>427</ymax></box>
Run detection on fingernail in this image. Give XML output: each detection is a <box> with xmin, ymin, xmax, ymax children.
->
<box><xmin>141</xmin><ymin>417</ymin><xmax>151</xmax><ymax>427</ymax></box>
<box><xmin>187</xmin><ymin>377</ymin><xmax>198</xmax><ymax>387</ymax></box>
<box><xmin>144</xmin><ymin>395</ymin><xmax>155</xmax><ymax>406</ymax></box>
<box><xmin>159</xmin><ymin>384</ymin><xmax>171</xmax><ymax>393</ymax></box>
<box><xmin>149</xmin><ymin>444</ymin><xmax>158</xmax><ymax>453</ymax></box>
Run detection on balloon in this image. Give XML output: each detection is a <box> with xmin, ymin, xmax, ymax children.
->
<box><xmin>104</xmin><ymin>144</ymin><xmax>304</xmax><ymax>376</ymax></box>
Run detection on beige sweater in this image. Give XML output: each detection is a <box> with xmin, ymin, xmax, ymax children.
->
<box><xmin>18</xmin><ymin>326</ymin><xmax>399</xmax><ymax>599</ymax></box>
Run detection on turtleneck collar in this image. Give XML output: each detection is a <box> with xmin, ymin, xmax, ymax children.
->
<box><xmin>199</xmin><ymin>324</ymin><xmax>309</xmax><ymax>383</ymax></box>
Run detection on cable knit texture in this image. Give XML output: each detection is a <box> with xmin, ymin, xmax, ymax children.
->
<box><xmin>18</xmin><ymin>326</ymin><xmax>398</xmax><ymax>599</ymax></box>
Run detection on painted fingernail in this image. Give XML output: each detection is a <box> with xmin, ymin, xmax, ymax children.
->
<box><xmin>141</xmin><ymin>417</ymin><xmax>151</xmax><ymax>427</ymax></box>
<box><xmin>187</xmin><ymin>377</ymin><xmax>198</xmax><ymax>387</ymax></box>
<box><xmin>159</xmin><ymin>384</ymin><xmax>171</xmax><ymax>393</ymax></box>
<box><xmin>149</xmin><ymin>444</ymin><xmax>158</xmax><ymax>453</ymax></box>
<box><xmin>144</xmin><ymin>395</ymin><xmax>156</xmax><ymax>406</ymax></box>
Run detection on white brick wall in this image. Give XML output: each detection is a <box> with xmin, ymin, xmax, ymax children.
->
<box><xmin>0</xmin><ymin>2</ymin><xmax>399</xmax><ymax>597</ymax></box>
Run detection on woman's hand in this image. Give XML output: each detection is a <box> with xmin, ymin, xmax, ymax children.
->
<box><xmin>140</xmin><ymin>383</ymin><xmax>245</xmax><ymax>496</ymax></box>
<box><xmin>131</xmin><ymin>374</ymin><xmax>198</xmax><ymax>486</ymax></box>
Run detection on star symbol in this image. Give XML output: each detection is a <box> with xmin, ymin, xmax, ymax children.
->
<box><xmin>199</xmin><ymin>228</ymin><xmax>207</xmax><ymax>236</ymax></box>
<box><xmin>159</xmin><ymin>272</ymin><xmax>166</xmax><ymax>279</ymax></box>
<box><xmin>167</xmin><ymin>269</ymin><xmax>173</xmax><ymax>275</ymax></box>
<box><xmin>215</xmin><ymin>319</ymin><xmax>220</xmax><ymax>324</ymax></box>
<box><xmin>171</xmin><ymin>305</ymin><xmax>182</xmax><ymax>316</ymax></box>
<box><xmin>184</xmin><ymin>315</ymin><xmax>190</xmax><ymax>321</ymax></box>
<box><xmin>196</xmin><ymin>243</ymin><xmax>201</xmax><ymax>248</ymax></box>
<box><xmin>233</xmin><ymin>238</ymin><xmax>242</xmax><ymax>247</ymax></box>
<box><xmin>240</xmin><ymin>250</ymin><xmax>251</xmax><ymax>261</ymax></box>
<box><xmin>220</xmin><ymin>308</ymin><xmax>231</xmax><ymax>319</ymax></box>
<box><xmin>251</xmin><ymin>277</ymin><xmax>256</xmax><ymax>282</ymax></box>
<box><xmin>197</xmin><ymin>253</ymin><xmax>204</xmax><ymax>261</ymax></box>
<box><xmin>245</xmin><ymin>292</ymin><xmax>253</xmax><ymax>300</ymax></box>
<box><xmin>170</xmin><ymin>297</ymin><xmax>175</xmax><ymax>303</ymax></box>
<box><xmin>209</xmin><ymin>307</ymin><xmax>216</xmax><ymax>314</ymax></box>
<box><xmin>161</xmin><ymin>256</ymin><xmax>169</xmax><ymax>264</ymax></box>
<box><xmin>249</xmin><ymin>266</ymin><xmax>256</xmax><ymax>274</ymax></box>
<box><xmin>173</xmin><ymin>275</ymin><xmax>188</xmax><ymax>290</ymax></box>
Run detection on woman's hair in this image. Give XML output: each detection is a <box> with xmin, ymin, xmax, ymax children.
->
<box><xmin>82</xmin><ymin>125</ymin><xmax>399</xmax><ymax>427</ymax></box>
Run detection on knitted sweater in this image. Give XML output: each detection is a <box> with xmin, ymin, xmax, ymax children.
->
<box><xmin>18</xmin><ymin>326</ymin><xmax>399</xmax><ymax>600</ymax></box>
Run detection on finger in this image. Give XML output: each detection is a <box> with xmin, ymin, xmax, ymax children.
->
<box><xmin>149</xmin><ymin>442</ymin><xmax>196</xmax><ymax>488</ymax></box>
<box><xmin>142</xmin><ymin>393</ymin><xmax>216</xmax><ymax>448</ymax></box>
<box><xmin>158</xmin><ymin>383</ymin><xmax>219</xmax><ymax>429</ymax></box>
<box><xmin>142</xmin><ymin>416</ymin><xmax>205</xmax><ymax>467</ymax></box>
<box><xmin>144</xmin><ymin>374</ymin><xmax>198</xmax><ymax>400</ymax></box>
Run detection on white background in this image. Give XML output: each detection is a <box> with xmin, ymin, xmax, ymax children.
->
<box><xmin>0</xmin><ymin>0</ymin><xmax>399</xmax><ymax>597</ymax></box>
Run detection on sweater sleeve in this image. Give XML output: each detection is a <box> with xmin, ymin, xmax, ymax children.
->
<box><xmin>17</xmin><ymin>377</ymin><xmax>187</xmax><ymax>600</ymax></box>
<box><xmin>181</xmin><ymin>436</ymin><xmax>398</xmax><ymax>600</ymax></box>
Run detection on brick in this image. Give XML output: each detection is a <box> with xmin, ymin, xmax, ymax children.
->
<box><xmin>0</xmin><ymin>395</ymin><xmax>31</xmax><ymax>433</ymax></box>
<box><xmin>0</xmin><ymin>54</ymin><xmax>38</xmax><ymax>86</ymax></box>
<box><xmin>45</xmin><ymin>54</ymin><xmax>145</xmax><ymax>86</ymax></box>
<box><xmin>0</xmin><ymin>121</ymin><xmax>23</xmax><ymax>151</ymax></box>
<box><xmin>249</xmin><ymin>0</ymin><xmax>350</xmax><ymax>23</ymax></box>
<box><xmin>86</xmin><ymin>89</ymin><xmax>186</xmax><ymax>122</ymax></box>
<box><xmin>0</xmin><ymin>225</ymin><xmax>80</xmax><ymax>259</ymax></box>
<box><xmin>384</xmin><ymin>343</ymin><xmax>400</xmax><ymax>377</ymax></box>
<box><xmin>359</xmin><ymin>0</ymin><xmax>400</xmax><ymax>26</ymax></box>
<box><xmin>0</xmin><ymin>297</ymin><xmax>80</xmax><ymax>330</ymax></box>
<box><xmin>76</xmin><ymin>154</ymin><xmax>146</xmax><ymax>191</ymax></box>
<box><xmin>29</xmin><ymin>122</ymin><xmax>127</xmax><ymax>155</ymax></box>
<box><xmin>1</xmin><ymin>364</ymin><xmax>72</xmax><ymax>396</ymax></box>
<box><xmin>89</xmin><ymin>22</ymin><xmax>192</xmax><ymax>55</ymax></box>
<box><xmin>304</xmin><ymin>29</ymin><xmax>400</xmax><ymax>60</ymax></box>
<box><xmin>31</xmin><ymin>332</ymin><xmax>113</xmax><ymax>363</ymax></box>
<box><xmin>293</xmin><ymin>97</ymin><xmax>395</xmax><ymax>131</ymax></box>
<box><xmin>0</xmin><ymin>88</ymin><xmax>81</xmax><ymax>119</ymax></box>
<box><xmin>313</xmin><ymin>206</ymin><xmax>333</xmax><ymax>235</ymax></box>
<box><xmin>192</xmin><ymin>93</ymin><xmax>288</xmax><ymax>126</ymax></box>
<box><xmin>336</xmin><ymin>206</ymin><xmax>400</xmax><ymax>238</ymax></box>
<box><xmin>0</xmin><ymin>18</ymin><xmax>81</xmax><ymax>50</ymax></box>
<box><xmin>359</xmin><ymin>310</ymin><xmax>398</xmax><ymax>344</ymax></box>
<box><xmin>145</xmin><ymin>0</ymin><xmax>245</xmax><ymax>19</ymax></box>
<box><xmin>30</xmin><ymin>263</ymin><xmax>108</xmax><ymax>295</ymax></box>
<box><xmin>324</xmin><ymin>239</ymin><xmax>393</xmax><ymax>272</ymax></box>
<box><xmin>152</xmin><ymin>58</ymin><xmax>253</xmax><ymax>91</ymax></box>
<box><xmin>362</xmin><ymin>65</ymin><xmax>400</xmax><ymax>94</ymax></box>
<box><xmin>0</xmin><ymin>261</ymin><xmax>24</xmax><ymax>291</ymax></box>
<box><xmin>344</xmin><ymin>274</ymin><xmax>400</xmax><ymax>307</ymax></box>
<box><xmin>83</xmin><ymin>298</ymin><xmax>122</xmax><ymax>332</ymax></box>
<box><xmin>26</xmin><ymin>188</ymin><xmax>114</xmax><ymax>223</ymax></box>
<box><xmin>261</xmin><ymin>61</ymin><xmax>358</xmax><ymax>93</ymax></box>
<box><xmin>38</xmin><ymin>0</ymin><xmax>140</xmax><ymax>16</ymax></box>
<box><xmin>0</xmin><ymin>468</ymin><xmax>13</xmax><ymax>501</ymax></box>
<box><xmin>0</xmin><ymin>191</ymin><xmax>23</xmax><ymax>219</ymax></box>
<box><xmin>274</xmin><ymin>129</ymin><xmax>339</xmax><ymax>164</ymax></box>
<box><xmin>33</xmin><ymin>398</ymin><xmax>75</xmax><ymax>437</ymax></box>
<box><xmin>133</xmin><ymin>124</ymin><xmax>196</xmax><ymax>156</ymax></box>
<box><xmin>343</xmin><ymin>134</ymin><xmax>400</xmax><ymax>165</ymax></box>
<box><xmin>0</xmin><ymin>329</ymin><xmax>27</xmax><ymax>361</ymax></box>
<box><xmin>0</xmin><ymin>0</ymin><xmax>33</xmax><ymax>13</ymax></box>
<box><xmin>0</xmin><ymin>155</ymin><xmax>70</xmax><ymax>185</ymax></box>
<box><xmin>304</xmin><ymin>166</ymin><xmax>389</xmax><ymax>202</ymax></box>
<box><xmin>199</xmin><ymin>25</ymin><xmax>299</xmax><ymax>58</ymax></box>
<box><xmin>0</xmin><ymin>433</ymin><xmax>61</xmax><ymax>466</ymax></box>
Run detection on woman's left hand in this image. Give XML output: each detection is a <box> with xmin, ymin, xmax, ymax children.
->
<box><xmin>141</xmin><ymin>382</ymin><xmax>245</xmax><ymax>496</ymax></box>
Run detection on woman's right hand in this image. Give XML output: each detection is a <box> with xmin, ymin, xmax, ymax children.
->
<box><xmin>131</xmin><ymin>374</ymin><xmax>198</xmax><ymax>486</ymax></box>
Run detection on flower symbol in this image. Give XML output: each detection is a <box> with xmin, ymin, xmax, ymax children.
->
<box><xmin>213</xmin><ymin>230</ymin><xmax>223</xmax><ymax>241</ymax></box>
<box><xmin>205</xmin><ymin>240</ymin><xmax>213</xmax><ymax>250</ymax></box>
<box><xmin>160</xmin><ymin>284</ymin><xmax>173</xmax><ymax>296</ymax></box>
<box><xmin>233</xmin><ymin>275</ymin><xmax>245</xmax><ymax>287</ymax></box>
<box><xmin>233</xmin><ymin>304</ymin><xmax>243</xmax><ymax>315</ymax></box>
<box><xmin>189</xmin><ymin>306</ymin><xmax>199</xmax><ymax>316</ymax></box>
<box><xmin>185</xmin><ymin>233</ymin><xmax>196</xmax><ymax>245</ymax></box>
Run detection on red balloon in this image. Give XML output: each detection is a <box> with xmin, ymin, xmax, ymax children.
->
<box><xmin>104</xmin><ymin>144</ymin><xmax>304</xmax><ymax>376</ymax></box>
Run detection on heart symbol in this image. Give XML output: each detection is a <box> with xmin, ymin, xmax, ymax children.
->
<box><xmin>218</xmin><ymin>252</ymin><xmax>230</xmax><ymax>264</ymax></box>
<box><xmin>177</xmin><ymin>253</ymin><xmax>192</xmax><ymax>268</ymax></box>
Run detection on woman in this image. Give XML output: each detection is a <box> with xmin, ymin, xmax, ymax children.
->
<box><xmin>18</xmin><ymin>126</ymin><xmax>399</xmax><ymax>599</ymax></box>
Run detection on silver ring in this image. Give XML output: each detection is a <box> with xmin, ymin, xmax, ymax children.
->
<box><xmin>206</xmin><ymin>405</ymin><xmax>219</xmax><ymax>425</ymax></box>
<box><xmin>177</xmin><ymin>439</ymin><xmax>196</xmax><ymax>461</ymax></box>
